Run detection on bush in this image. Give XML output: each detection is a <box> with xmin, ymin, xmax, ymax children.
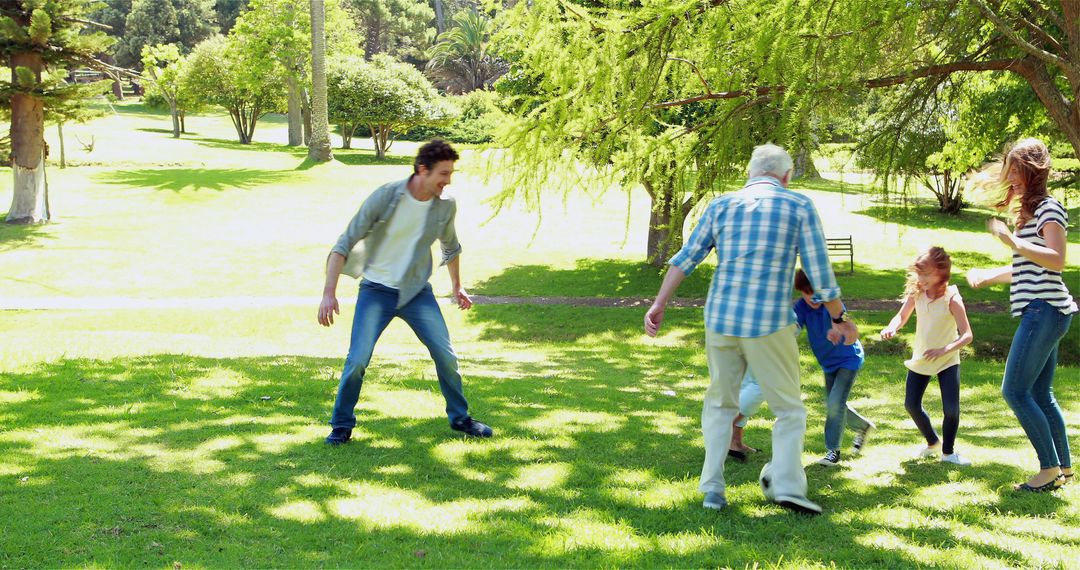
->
<box><xmin>142</xmin><ymin>91</ymin><xmax>167</xmax><ymax>110</ymax></box>
<box><xmin>401</xmin><ymin>90</ymin><xmax>503</xmax><ymax>144</ymax></box>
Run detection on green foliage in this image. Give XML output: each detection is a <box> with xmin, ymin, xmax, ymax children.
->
<box><xmin>402</xmin><ymin>89</ymin><xmax>504</xmax><ymax>143</ymax></box>
<box><xmin>214</xmin><ymin>0</ymin><xmax>248</xmax><ymax>33</ymax></box>
<box><xmin>327</xmin><ymin>54</ymin><xmax>453</xmax><ymax>154</ymax></box>
<box><xmin>349</xmin><ymin>0</ymin><xmax>435</xmax><ymax>63</ymax></box>
<box><xmin>27</xmin><ymin>8</ymin><xmax>50</xmax><ymax>46</ymax></box>
<box><xmin>231</xmin><ymin>0</ymin><xmax>358</xmax><ymax>85</ymax></box>
<box><xmin>114</xmin><ymin>0</ymin><xmax>219</xmax><ymax>68</ymax></box>
<box><xmin>0</xmin><ymin>1</ymin><xmax>115</xmax><ymax>66</ymax></box>
<box><xmin>183</xmin><ymin>35</ymin><xmax>286</xmax><ymax>143</ymax></box>
<box><xmin>425</xmin><ymin>7</ymin><xmax>507</xmax><ymax>93</ymax></box>
<box><xmin>141</xmin><ymin>42</ymin><xmax>204</xmax><ymax>117</ymax></box>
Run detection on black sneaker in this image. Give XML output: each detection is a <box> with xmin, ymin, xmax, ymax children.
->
<box><xmin>325</xmin><ymin>427</ymin><xmax>352</xmax><ymax>445</ymax></box>
<box><xmin>451</xmin><ymin>416</ymin><xmax>493</xmax><ymax>438</ymax></box>
<box><xmin>816</xmin><ymin>449</ymin><xmax>840</xmax><ymax>467</ymax></box>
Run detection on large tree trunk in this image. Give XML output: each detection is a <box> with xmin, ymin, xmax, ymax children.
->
<box><xmin>643</xmin><ymin>180</ymin><xmax>684</xmax><ymax>268</ymax></box>
<box><xmin>286</xmin><ymin>73</ymin><xmax>304</xmax><ymax>146</ymax></box>
<box><xmin>363</xmin><ymin>13</ymin><xmax>381</xmax><ymax>60</ymax></box>
<box><xmin>434</xmin><ymin>0</ymin><xmax>446</xmax><ymax>34</ymax></box>
<box><xmin>111</xmin><ymin>79</ymin><xmax>124</xmax><ymax>100</ymax></box>
<box><xmin>792</xmin><ymin>144</ymin><xmax>821</xmax><ymax>179</ymax></box>
<box><xmin>179</xmin><ymin>111</ymin><xmax>187</xmax><ymax>134</ymax></box>
<box><xmin>308</xmin><ymin>0</ymin><xmax>333</xmax><ymax>161</ymax></box>
<box><xmin>7</xmin><ymin>52</ymin><xmax>49</xmax><ymax>224</ymax></box>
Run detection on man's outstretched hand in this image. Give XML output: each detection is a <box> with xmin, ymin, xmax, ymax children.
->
<box><xmin>318</xmin><ymin>293</ymin><xmax>340</xmax><ymax>326</ymax></box>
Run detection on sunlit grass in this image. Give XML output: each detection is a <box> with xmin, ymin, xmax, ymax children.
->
<box><xmin>0</xmin><ymin>304</ymin><xmax>1077</xmax><ymax>567</ymax></box>
<box><xmin>1</xmin><ymin>101</ymin><xmax>1078</xmax><ymax>567</ymax></box>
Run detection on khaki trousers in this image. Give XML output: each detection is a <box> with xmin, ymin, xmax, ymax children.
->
<box><xmin>700</xmin><ymin>324</ymin><xmax>808</xmax><ymax>499</ymax></box>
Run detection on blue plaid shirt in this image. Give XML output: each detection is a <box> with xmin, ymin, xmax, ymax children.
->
<box><xmin>669</xmin><ymin>177</ymin><xmax>841</xmax><ymax>338</ymax></box>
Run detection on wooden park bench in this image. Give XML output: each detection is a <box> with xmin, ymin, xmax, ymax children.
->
<box><xmin>827</xmin><ymin>235</ymin><xmax>854</xmax><ymax>274</ymax></box>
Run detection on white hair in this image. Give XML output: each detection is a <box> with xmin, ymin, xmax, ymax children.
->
<box><xmin>747</xmin><ymin>143</ymin><xmax>794</xmax><ymax>179</ymax></box>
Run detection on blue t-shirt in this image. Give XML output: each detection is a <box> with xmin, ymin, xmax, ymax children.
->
<box><xmin>793</xmin><ymin>298</ymin><xmax>864</xmax><ymax>373</ymax></box>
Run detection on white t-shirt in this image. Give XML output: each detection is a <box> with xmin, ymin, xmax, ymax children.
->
<box><xmin>905</xmin><ymin>285</ymin><xmax>962</xmax><ymax>376</ymax></box>
<box><xmin>363</xmin><ymin>191</ymin><xmax>432</xmax><ymax>289</ymax></box>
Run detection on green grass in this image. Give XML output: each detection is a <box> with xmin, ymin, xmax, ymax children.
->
<box><xmin>0</xmin><ymin>306</ymin><xmax>1077</xmax><ymax>568</ymax></box>
<box><xmin>1</xmin><ymin>100</ymin><xmax>1078</xmax><ymax>567</ymax></box>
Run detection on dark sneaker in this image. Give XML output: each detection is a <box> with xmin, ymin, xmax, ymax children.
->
<box><xmin>451</xmin><ymin>416</ymin><xmax>493</xmax><ymax>438</ymax></box>
<box><xmin>817</xmin><ymin>449</ymin><xmax>840</xmax><ymax>467</ymax></box>
<box><xmin>774</xmin><ymin>494</ymin><xmax>823</xmax><ymax>515</ymax></box>
<box><xmin>325</xmin><ymin>427</ymin><xmax>352</xmax><ymax>445</ymax></box>
<box><xmin>852</xmin><ymin>424</ymin><xmax>874</xmax><ymax>456</ymax></box>
<box><xmin>703</xmin><ymin>492</ymin><xmax>727</xmax><ymax>511</ymax></box>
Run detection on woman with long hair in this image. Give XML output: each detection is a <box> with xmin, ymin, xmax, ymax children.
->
<box><xmin>968</xmin><ymin>138</ymin><xmax>1076</xmax><ymax>492</ymax></box>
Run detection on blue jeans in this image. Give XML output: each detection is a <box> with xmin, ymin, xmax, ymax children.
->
<box><xmin>823</xmin><ymin>368</ymin><xmax>873</xmax><ymax>450</ymax></box>
<box><xmin>1001</xmin><ymin>299</ymin><xmax>1074</xmax><ymax>469</ymax></box>
<box><xmin>330</xmin><ymin>280</ymin><xmax>470</xmax><ymax>429</ymax></box>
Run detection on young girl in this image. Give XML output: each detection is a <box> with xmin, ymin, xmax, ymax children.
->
<box><xmin>881</xmin><ymin>247</ymin><xmax>974</xmax><ymax>465</ymax></box>
<box><xmin>968</xmin><ymin>138</ymin><xmax>1075</xmax><ymax>492</ymax></box>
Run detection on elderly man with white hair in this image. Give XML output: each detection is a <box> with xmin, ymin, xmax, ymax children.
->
<box><xmin>645</xmin><ymin>143</ymin><xmax>859</xmax><ymax>515</ymax></box>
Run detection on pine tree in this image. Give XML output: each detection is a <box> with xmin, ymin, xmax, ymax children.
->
<box><xmin>1</xmin><ymin>0</ymin><xmax>115</xmax><ymax>224</ymax></box>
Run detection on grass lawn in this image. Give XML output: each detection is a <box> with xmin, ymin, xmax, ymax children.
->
<box><xmin>0</xmin><ymin>101</ymin><xmax>1078</xmax><ymax>568</ymax></box>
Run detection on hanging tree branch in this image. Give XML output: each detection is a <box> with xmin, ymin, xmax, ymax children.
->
<box><xmin>970</xmin><ymin>0</ymin><xmax>1079</xmax><ymax>75</ymax></box>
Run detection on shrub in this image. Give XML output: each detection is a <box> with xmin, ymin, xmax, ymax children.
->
<box><xmin>402</xmin><ymin>90</ymin><xmax>503</xmax><ymax>144</ymax></box>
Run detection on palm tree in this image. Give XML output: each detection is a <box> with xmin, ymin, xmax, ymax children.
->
<box><xmin>425</xmin><ymin>8</ymin><xmax>507</xmax><ymax>94</ymax></box>
<box><xmin>308</xmin><ymin>0</ymin><xmax>333</xmax><ymax>161</ymax></box>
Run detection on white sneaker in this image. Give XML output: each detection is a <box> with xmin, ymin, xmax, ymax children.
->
<box><xmin>942</xmin><ymin>453</ymin><xmax>971</xmax><ymax>466</ymax></box>
<box><xmin>774</xmin><ymin>494</ymin><xmax>823</xmax><ymax>515</ymax></box>
<box><xmin>852</xmin><ymin>424</ymin><xmax>874</xmax><ymax>456</ymax></box>
<box><xmin>918</xmin><ymin>444</ymin><xmax>941</xmax><ymax>458</ymax></box>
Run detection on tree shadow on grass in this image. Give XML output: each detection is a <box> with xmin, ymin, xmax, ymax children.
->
<box><xmin>95</xmin><ymin>168</ymin><xmax>293</xmax><ymax>192</ymax></box>
<box><xmin>135</xmin><ymin>127</ymin><xmax>201</xmax><ymax>137</ymax></box>
<box><xmin>857</xmin><ymin>204</ymin><xmax>1080</xmax><ymax>244</ymax></box>
<box><xmin>1</xmin><ymin>347</ymin><xmax>1075</xmax><ymax>567</ymax></box>
<box><xmin>333</xmin><ymin>149</ymin><xmax>413</xmax><ymax>167</ymax></box>
<box><xmin>472</xmin><ymin>258</ymin><xmax>714</xmax><ymax>299</ymax></box>
<box><xmin>0</xmin><ymin>214</ymin><xmax>53</xmax><ymax>251</ymax></box>
<box><xmin>789</xmin><ymin>176</ymin><xmax>877</xmax><ymax>195</ymax></box>
<box><xmin>469</xmin><ymin>256</ymin><xmax>1012</xmax><ymax>304</ymax></box>
<box><xmin>193</xmin><ymin>136</ymin><xmax>310</xmax><ymax>157</ymax></box>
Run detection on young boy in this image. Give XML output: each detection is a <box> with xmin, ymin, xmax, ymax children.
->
<box><xmin>794</xmin><ymin>269</ymin><xmax>875</xmax><ymax>466</ymax></box>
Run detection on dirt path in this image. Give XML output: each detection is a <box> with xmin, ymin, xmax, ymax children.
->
<box><xmin>1</xmin><ymin>295</ymin><xmax>1008</xmax><ymax>312</ymax></box>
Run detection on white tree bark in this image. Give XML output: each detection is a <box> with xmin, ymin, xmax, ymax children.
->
<box><xmin>7</xmin><ymin>152</ymin><xmax>49</xmax><ymax>224</ymax></box>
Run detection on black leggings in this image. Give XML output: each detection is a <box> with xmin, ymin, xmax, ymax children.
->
<box><xmin>905</xmin><ymin>364</ymin><xmax>961</xmax><ymax>455</ymax></box>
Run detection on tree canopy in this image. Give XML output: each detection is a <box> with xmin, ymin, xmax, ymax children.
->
<box><xmin>491</xmin><ymin>0</ymin><xmax>1080</xmax><ymax>263</ymax></box>
<box><xmin>327</xmin><ymin>54</ymin><xmax>453</xmax><ymax>157</ymax></box>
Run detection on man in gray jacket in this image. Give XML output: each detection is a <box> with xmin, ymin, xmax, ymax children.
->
<box><xmin>318</xmin><ymin>140</ymin><xmax>493</xmax><ymax>445</ymax></box>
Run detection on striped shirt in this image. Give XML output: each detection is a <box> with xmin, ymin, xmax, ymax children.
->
<box><xmin>1010</xmin><ymin>196</ymin><xmax>1077</xmax><ymax>316</ymax></box>
<box><xmin>669</xmin><ymin>177</ymin><xmax>842</xmax><ymax>337</ymax></box>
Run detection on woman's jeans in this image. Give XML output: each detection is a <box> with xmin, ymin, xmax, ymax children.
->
<box><xmin>330</xmin><ymin>280</ymin><xmax>469</xmax><ymax>429</ymax></box>
<box><xmin>823</xmin><ymin>368</ymin><xmax>873</xmax><ymax>450</ymax></box>
<box><xmin>905</xmin><ymin>365</ymin><xmax>961</xmax><ymax>455</ymax></box>
<box><xmin>1001</xmin><ymin>299</ymin><xmax>1074</xmax><ymax>469</ymax></box>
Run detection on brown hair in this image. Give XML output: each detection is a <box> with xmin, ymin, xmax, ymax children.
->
<box><xmin>996</xmin><ymin>138</ymin><xmax>1051</xmax><ymax>228</ymax></box>
<box><xmin>414</xmin><ymin>139</ymin><xmax>459</xmax><ymax>174</ymax></box>
<box><xmin>903</xmin><ymin>247</ymin><xmax>951</xmax><ymax>300</ymax></box>
<box><xmin>794</xmin><ymin>268</ymin><xmax>813</xmax><ymax>295</ymax></box>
